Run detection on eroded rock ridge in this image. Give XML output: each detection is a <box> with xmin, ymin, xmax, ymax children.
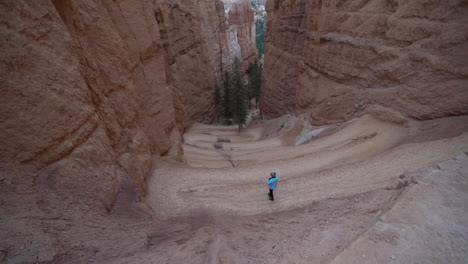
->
<box><xmin>262</xmin><ymin>0</ymin><xmax>468</xmax><ymax>124</ymax></box>
<box><xmin>225</xmin><ymin>1</ymin><xmax>258</xmax><ymax>70</ymax></box>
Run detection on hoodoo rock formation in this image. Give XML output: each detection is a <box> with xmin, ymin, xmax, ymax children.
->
<box><xmin>262</xmin><ymin>0</ymin><xmax>468</xmax><ymax>124</ymax></box>
<box><xmin>225</xmin><ymin>1</ymin><xmax>258</xmax><ymax>70</ymax></box>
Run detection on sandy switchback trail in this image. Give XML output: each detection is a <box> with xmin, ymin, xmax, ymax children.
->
<box><xmin>125</xmin><ymin>114</ymin><xmax>468</xmax><ymax>264</ymax></box>
<box><xmin>146</xmin><ymin>115</ymin><xmax>468</xmax><ymax>219</ymax></box>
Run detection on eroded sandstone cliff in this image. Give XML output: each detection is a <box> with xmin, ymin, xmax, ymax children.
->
<box><xmin>226</xmin><ymin>1</ymin><xmax>258</xmax><ymax>70</ymax></box>
<box><xmin>0</xmin><ymin>0</ymin><xmax>232</xmax><ymax>213</ymax></box>
<box><xmin>154</xmin><ymin>0</ymin><xmax>231</xmax><ymax>126</ymax></box>
<box><xmin>262</xmin><ymin>0</ymin><xmax>468</xmax><ymax>124</ymax></box>
<box><xmin>0</xmin><ymin>1</ymin><xmax>261</xmax><ymax>261</ymax></box>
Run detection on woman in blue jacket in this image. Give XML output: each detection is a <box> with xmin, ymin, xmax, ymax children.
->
<box><xmin>267</xmin><ymin>172</ymin><xmax>279</xmax><ymax>201</ymax></box>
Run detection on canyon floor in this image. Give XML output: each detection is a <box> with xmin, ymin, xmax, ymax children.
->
<box><xmin>3</xmin><ymin>114</ymin><xmax>468</xmax><ymax>264</ymax></box>
<box><xmin>140</xmin><ymin>114</ymin><xmax>468</xmax><ymax>264</ymax></box>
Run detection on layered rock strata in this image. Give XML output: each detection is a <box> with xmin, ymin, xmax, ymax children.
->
<box><xmin>0</xmin><ymin>0</ymin><xmax>260</xmax><ymax>261</ymax></box>
<box><xmin>0</xmin><ymin>0</ymin><xmax>229</xmax><ymax>212</ymax></box>
<box><xmin>262</xmin><ymin>0</ymin><xmax>468</xmax><ymax>124</ymax></box>
<box><xmin>155</xmin><ymin>0</ymin><xmax>230</xmax><ymax>125</ymax></box>
<box><xmin>226</xmin><ymin>1</ymin><xmax>258</xmax><ymax>70</ymax></box>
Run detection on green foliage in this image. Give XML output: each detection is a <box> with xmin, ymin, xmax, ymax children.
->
<box><xmin>214</xmin><ymin>82</ymin><xmax>221</xmax><ymax>115</ymax></box>
<box><xmin>215</xmin><ymin>59</ymin><xmax>257</xmax><ymax>129</ymax></box>
<box><xmin>223</xmin><ymin>71</ymin><xmax>232</xmax><ymax>124</ymax></box>
<box><xmin>230</xmin><ymin>58</ymin><xmax>248</xmax><ymax>130</ymax></box>
<box><xmin>255</xmin><ymin>13</ymin><xmax>266</xmax><ymax>58</ymax></box>
<box><xmin>248</xmin><ymin>59</ymin><xmax>262</xmax><ymax>109</ymax></box>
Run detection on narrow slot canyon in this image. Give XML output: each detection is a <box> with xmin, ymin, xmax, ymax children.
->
<box><xmin>1</xmin><ymin>1</ymin><xmax>468</xmax><ymax>263</ymax></box>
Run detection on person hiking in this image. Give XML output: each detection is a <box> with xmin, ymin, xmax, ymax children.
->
<box><xmin>267</xmin><ymin>172</ymin><xmax>279</xmax><ymax>201</ymax></box>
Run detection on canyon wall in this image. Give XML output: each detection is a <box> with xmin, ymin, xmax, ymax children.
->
<box><xmin>226</xmin><ymin>1</ymin><xmax>258</xmax><ymax>70</ymax></box>
<box><xmin>155</xmin><ymin>0</ymin><xmax>230</xmax><ymax>126</ymax></box>
<box><xmin>0</xmin><ymin>1</ymin><xmax>260</xmax><ymax>261</ymax></box>
<box><xmin>262</xmin><ymin>0</ymin><xmax>468</xmax><ymax>124</ymax></box>
<box><xmin>0</xmin><ymin>0</ymin><xmax>230</xmax><ymax>213</ymax></box>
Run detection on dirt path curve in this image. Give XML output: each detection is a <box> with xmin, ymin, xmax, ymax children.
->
<box><xmin>146</xmin><ymin>115</ymin><xmax>468</xmax><ymax>220</ymax></box>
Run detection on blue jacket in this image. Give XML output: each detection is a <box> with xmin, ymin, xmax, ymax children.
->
<box><xmin>267</xmin><ymin>177</ymin><xmax>279</xmax><ymax>190</ymax></box>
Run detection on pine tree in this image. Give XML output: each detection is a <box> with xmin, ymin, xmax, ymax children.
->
<box><xmin>255</xmin><ymin>13</ymin><xmax>266</xmax><ymax>59</ymax></box>
<box><xmin>223</xmin><ymin>71</ymin><xmax>232</xmax><ymax>124</ymax></box>
<box><xmin>214</xmin><ymin>82</ymin><xmax>221</xmax><ymax>120</ymax></box>
<box><xmin>247</xmin><ymin>62</ymin><xmax>255</xmax><ymax>104</ymax></box>
<box><xmin>230</xmin><ymin>58</ymin><xmax>248</xmax><ymax>130</ymax></box>
<box><xmin>248</xmin><ymin>59</ymin><xmax>262</xmax><ymax>109</ymax></box>
<box><xmin>254</xmin><ymin>62</ymin><xmax>262</xmax><ymax>110</ymax></box>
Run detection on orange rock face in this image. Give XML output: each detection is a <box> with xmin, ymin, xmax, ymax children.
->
<box><xmin>0</xmin><ymin>0</ymin><xmax>232</xmax><ymax>210</ymax></box>
<box><xmin>226</xmin><ymin>1</ymin><xmax>258</xmax><ymax>71</ymax></box>
<box><xmin>262</xmin><ymin>0</ymin><xmax>468</xmax><ymax>124</ymax></box>
<box><xmin>155</xmin><ymin>0</ymin><xmax>230</xmax><ymax>126</ymax></box>
<box><xmin>0</xmin><ymin>1</ymin><xmax>259</xmax><ymax>261</ymax></box>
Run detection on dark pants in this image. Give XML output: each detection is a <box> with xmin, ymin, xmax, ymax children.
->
<box><xmin>269</xmin><ymin>189</ymin><xmax>274</xmax><ymax>201</ymax></box>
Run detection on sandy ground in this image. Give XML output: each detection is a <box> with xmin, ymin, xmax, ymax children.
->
<box><xmin>2</xmin><ymin>114</ymin><xmax>468</xmax><ymax>263</ymax></box>
<box><xmin>330</xmin><ymin>154</ymin><xmax>468</xmax><ymax>264</ymax></box>
<box><xmin>148</xmin><ymin>115</ymin><xmax>468</xmax><ymax>219</ymax></box>
<box><xmin>136</xmin><ymin>114</ymin><xmax>468</xmax><ymax>263</ymax></box>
